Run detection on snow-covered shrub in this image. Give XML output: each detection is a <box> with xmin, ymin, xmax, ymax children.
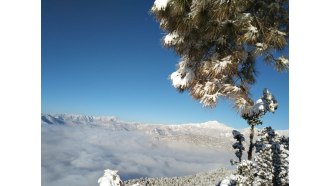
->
<box><xmin>220</xmin><ymin>127</ymin><xmax>289</xmax><ymax>186</ymax></box>
<box><xmin>98</xmin><ymin>169</ymin><xmax>124</xmax><ymax>186</ymax></box>
<box><xmin>235</xmin><ymin>160</ymin><xmax>255</xmax><ymax>185</ymax></box>
<box><xmin>219</xmin><ymin>174</ymin><xmax>238</xmax><ymax>186</ymax></box>
<box><xmin>220</xmin><ymin>160</ymin><xmax>255</xmax><ymax>186</ymax></box>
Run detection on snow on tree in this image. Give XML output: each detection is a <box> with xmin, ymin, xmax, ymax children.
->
<box><xmin>151</xmin><ymin>0</ymin><xmax>288</xmax><ymax>161</ymax></box>
<box><xmin>219</xmin><ymin>127</ymin><xmax>289</xmax><ymax>186</ymax></box>
<box><xmin>254</xmin><ymin>127</ymin><xmax>289</xmax><ymax>186</ymax></box>
<box><xmin>152</xmin><ymin>0</ymin><xmax>171</xmax><ymax>11</ymax></box>
<box><xmin>150</xmin><ymin>0</ymin><xmax>288</xmax><ymax>112</ymax></box>
<box><xmin>242</xmin><ymin>88</ymin><xmax>278</xmax><ymax>160</ymax></box>
<box><xmin>98</xmin><ymin>169</ymin><xmax>124</xmax><ymax>186</ymax></box>
<box><xmin>150</xmin><ymin>1</ymin><xmax>289</xmax><ymax>184</ymax></box>
<box><xmin>231</xmin><ymin>130</ymin><xmax>245</xmax><ymax>164</ymax></box>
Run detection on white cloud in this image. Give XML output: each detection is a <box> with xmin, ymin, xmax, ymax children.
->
<box><xmin>41</xmin><ymin>124</ymin><xmax>234</xmax><ymax>186</ymax></box>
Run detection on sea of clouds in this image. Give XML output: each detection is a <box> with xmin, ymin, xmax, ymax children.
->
<box><xmin>41</xmin><ymin>123</ymin><xmax>234</xmax><ymax>186</ymax></box>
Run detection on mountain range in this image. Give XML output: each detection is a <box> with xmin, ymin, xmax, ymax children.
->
<box><xmin>42</xmin><ymin>113</ymin><xmax>288</xmax><ymax>151</ymax></box>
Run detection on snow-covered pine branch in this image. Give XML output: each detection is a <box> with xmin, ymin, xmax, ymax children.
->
<box><xmin>151</xmin><ymin>0</ymin><xmax>170</xmax><ymax>11</ymax></box>
<box><xmin>151</xmin><ymin>0</ymin><xmax>288</xmax><ymax>112</ymax></box>
<box><xmin>242</xmin><ymin>88</ymin><xmax>278</xmax><ymax>126</ymax></box>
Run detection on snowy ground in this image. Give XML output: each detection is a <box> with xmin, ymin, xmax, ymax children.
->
<box><xmin>124</xmin><ymin>168</ymin><xmax>235</xmax><ymax>186</ymax></box>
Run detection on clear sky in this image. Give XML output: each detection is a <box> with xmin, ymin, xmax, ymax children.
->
<box><xmin>42</xmin><ymin>0</ymin><xmax>289</xmax><ymax>130</ymax></box>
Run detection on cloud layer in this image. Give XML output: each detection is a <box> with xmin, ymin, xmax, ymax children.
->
<box><xmin>41</xmin><ymin>124</ymin><xmax>234</xmax><ymax>186</ymax></box>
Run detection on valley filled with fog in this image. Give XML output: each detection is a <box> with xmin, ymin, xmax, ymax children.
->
<box><xmin>41</xmin><ymin>114</ymin><xmax>288</xmax><ymax>186</ymax></box>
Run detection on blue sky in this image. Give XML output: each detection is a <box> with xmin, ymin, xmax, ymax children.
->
<box><xmin>42</xmin><ymin>0</ymin><xmax>289</xmax><ymax>129</ymax></box>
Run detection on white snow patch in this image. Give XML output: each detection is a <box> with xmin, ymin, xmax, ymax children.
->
<box><xmin>170</xmin><ymin>62</ymin><xmax>195</xmax><ymax>89</ymax></box>
<box><xmin>200</xmin><ymin>93</ymin><xmax>219</xmax><ymax>107</ymax></box>
<box><xmin>278</xmin><ymin>56</ymin><xmax>289</xmax><ymax>65</ymax></box>
<box><xmin>164</xmin><ymin>32</ymin><xmax>178</xmax><ymax>45</ymax></box>
<box><xmin>248</xmin><ymin>25</ymin><xmax>258</xmax><ymax>33</ymax></box>
<box><xmin>163</xmin><ymin>32</ymin><xmax>183</xmax><ymax>46</ymax></box>
<box><xmin>213</xmin><ymin>55</ymin><xmax>232</xmax><ymax>74</ymax></box>
<box><xmin>276</xmin><ymin>30</ymin><xmax>287</xmax><ymax>36</ymax></box>
<box><xmin>153</xmin><ymin>0</ymin><xmax>170</xmax><ymax>10</ymax></box>
<box><xmin>235</xmin><ymin>98</ymin><xmax>248</xmax><ymax>110</ymax></box>
<box><xmin>223</xmin><ymin>84</ymin><xmax>240</xmax><ymax>93</ymax></box>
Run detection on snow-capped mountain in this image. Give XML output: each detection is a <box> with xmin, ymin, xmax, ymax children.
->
<box><xmin>41</xmin><ymin>113</ymin><xmax>287</xmax><ymax>148</ymax></box>
<box><xmin>42</xmin><ymin>114</ymin><xmax>234</xmax><ymax>135</ymax></box>
<box><xmin>42</xmin><ymin>113</ymin><xmax>233</xmax><ymax>132</ymax></box>
<box><xmin>42</xmin><ymin>113</ymin><xmax>118</xmax><ymax>125</ymax></box>
<box><xmin>42</xmin><ymin>113</ymin><xmax>140</xmax><ymax>131</ymax></box>
<box><xmin>42</xmin><ymin>113</ymin><xmax>238</xmax><ymax>150</ymax></box>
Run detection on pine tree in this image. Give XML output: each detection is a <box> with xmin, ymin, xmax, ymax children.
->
<box><xmin>243</xmin><ymin>88</ymin><xmax>278</xmax><ymax>160</ymax></box>
<box><xmin>150</xmin><ymin>0</ymin><xmax>288</xmax><ymax>161</ymax></box>
<box><xmin>231</xmin><ymin>130</ymin><xmax>245</xmax><ymax>164</ymax></box>
<box><xmin>220</xmin><ymin>127</ymin><xmax>289</xmax><ymax>186</ymax></box>
<box><xmin>150</xmin><ymin>0</ymin><xmax>288</xmax><ymax>112</ymax></box>
<box><xmin>151</xmin><ymin>2</ymin><xmax>289</xmax><ymax>184</ymax></box>
<box><xmin>254</xmin><ymin>127</ymin><xmax>289</xmax><ymax>186</ymax></box>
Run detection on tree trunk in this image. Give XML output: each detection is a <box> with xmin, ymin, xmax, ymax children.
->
<box><xmin>248</xmin><ymin>125</ymin><xmax>255</xmax><ymax>160</ymax></box>
<box><xmin>238</xmin><ymin>140</ymin><xmax>242</xmax><ymax>162</ymax></box>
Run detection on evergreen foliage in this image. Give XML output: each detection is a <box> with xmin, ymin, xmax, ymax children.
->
<box><xmin>255</xmin><ymin>127</ymin><xmax>289</xmax><ymax>186</ymax></box>
<box><xmin>231</xmin><ymin>130</ymin><xmax>245</xmax><ymax>164</ymax></box>
<box><xmin>150</xmin><ymin>1</ymin><xmax>289</xmax><ymax>185</ymax></box>
<box><xmin>243</xmin><ymin>88</ymin><xmax>278</xmax><ymax>160</ymax></box>
<box><xmin>220</xmin><ymin>127</ymin><xmax>289</xmax><ymax>186</ymax></box>
<box><xmin>150</xmin><ymin>0</ymin><xmax>289</xmax><ymax>113</ymax></box>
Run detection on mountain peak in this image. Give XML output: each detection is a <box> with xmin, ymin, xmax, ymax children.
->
<box><xmin>196</xmin><ymin>120</ymin><xmax>233</xmax><ymax>130</ymax></box>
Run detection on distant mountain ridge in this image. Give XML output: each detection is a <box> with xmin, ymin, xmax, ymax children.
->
<box><xmin>42</xmin><ymin>113</ymin><xmax>118</xmax><ymax>125</ymax></box>
<box><xmin>41</xmin><ymin>113</ymin><xmax>288</xmax><ymax>131</ymax></box>
<box><xmin>41</xmin><ymin>113</ymin><xmax>288</xmax><ymax>151</ymax></box>
<box><xmin>41</xmin><ymin>113</ymin><xmax>233</xmax><ymax>130</ymax></box>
